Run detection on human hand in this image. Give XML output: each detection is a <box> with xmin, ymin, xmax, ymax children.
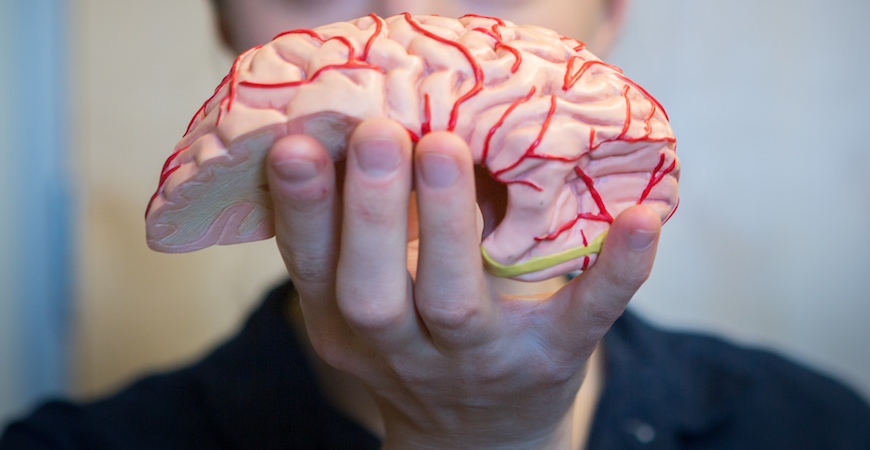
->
<box><xmin>266</xmin><ymin>118</ymin><xmax>661</xmax><ymax>449</ymax></box>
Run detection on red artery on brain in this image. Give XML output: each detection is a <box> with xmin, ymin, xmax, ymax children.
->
<box><xmin>145</xmin><ymin>13</ymin><xmax>679</xmax><ymax>282</ymax></box>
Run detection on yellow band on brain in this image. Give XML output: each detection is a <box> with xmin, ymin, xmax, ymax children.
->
<box><xmin>481</xmin><ymin>231</ymin><xmax>608</xmax><ymax>278</ymax></box>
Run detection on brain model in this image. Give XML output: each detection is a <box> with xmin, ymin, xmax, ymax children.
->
<box><xmin>145</xmin><ymin>13</ymin><xmax>679</xmax><ymax>282</ymax></box>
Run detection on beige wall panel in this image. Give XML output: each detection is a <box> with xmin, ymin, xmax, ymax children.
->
<box><xmin>72</xmin><ymin>0</ymin><xmax>286</xmax><ymax>397</ymax></box>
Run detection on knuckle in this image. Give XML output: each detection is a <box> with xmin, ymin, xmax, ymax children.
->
<box><xmin>386</xmin><ymin>357</ymin><xmax>434</xmax><ymax>385</ymax></box>
<box><xmin>612</xmin><ymin>265</ymin><xmax>652</xmax><ymax>290</ymax></box>
<box><xmin>281</xmin><ymin>245</ymin><xmax>334</xmax><ymax>286</ymax></box>
<box><xmin>273</xmin><ymin>178</ymin><xmax>332</xmax><ymax>213</ymax></box>
<box><xmin>520</xmin><ymin>347</ymin><xmax>583</xmax><ymax>387</ymax></box>
<box><xmin>346</xmin><ymin>197</ymin><xmax>404</xmax><ymax>227</ymax></box>
<box><xmin>421</xmin><ymin>300</ymin><xmax>481</xmax><ymax>331</ymax></box>
<box><xmin>433</xmin><ymin>218</ymin><xmax>468</xmax><ymax>241</ymax></box>
<box><xmin>344</xmin><ymin>302</ymin><xmax>406</xmax><ymax>334</ymax></box>
<box><xmin>578</xmin><ymin>260</ymin><xmax>648</xmax><ymax>318</ymax></box>
<box><xmin>583</xmin><ymin>296</ymin><xmax>626</xmax><ymax>327</ymax></box>
<box><xmin>307</xmin><ymin>332</ymin><xmax>354</xmax><ymax>372</ymax></box>
<box><xmin>601</xmin><ymin>254</ymin><xmax>652</xmax><ymax>293</ymax></box>
<box><xmin>337</xmin><ymin>283</ymin><xmax>408</xmax><ymax>334</ymax></box>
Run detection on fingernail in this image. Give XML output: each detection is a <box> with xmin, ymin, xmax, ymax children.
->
<box><xmin>420</xmin><ymin>153</ymin><xmax>459</xmax><ymax>188</ymax></box>
<box><xmin>273</xmin><ymin>159</ymin><xmax>318</xmax><ymax>184</ymax></box>
<box><xmin>355</xmin><ymin>139</ymin><xmax>401</xmax><ymax>177</ymax></box>
<box><xmin>628</xmin><ymin>229</ymin><xmax>657</xmax><ymax>251</ymax></box>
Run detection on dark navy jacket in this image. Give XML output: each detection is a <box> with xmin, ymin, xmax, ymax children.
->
<box><xmin>3</xmin><ymin>281</ymin><xmax>869</xmax><ymax>449</ymax></box>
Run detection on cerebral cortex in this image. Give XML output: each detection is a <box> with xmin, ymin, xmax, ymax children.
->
<box><xmin>145</xmin><ymin>13</ymin><xmax>679</xmax><ymax>281</ymax></box>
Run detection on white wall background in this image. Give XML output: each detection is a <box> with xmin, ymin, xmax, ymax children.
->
<box><xmin>2</xmin><ymin>0</ymin><xmax>868</xmax><ymax>427</ymax></box>
<box><xmin>612</xmin><ymin>0</ymin><xmax>870</xmax><ymax>401</ymax></box>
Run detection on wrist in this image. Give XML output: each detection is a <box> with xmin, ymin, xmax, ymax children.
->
<box><xmin>377</xmin><ymin>351</ymin><xmax>604</xmax><ymax>450</ymax></box>
<box><xmin>378</xmin><ymin>403</ymin><xmax>579</xmax><ymax>450</ymax></box>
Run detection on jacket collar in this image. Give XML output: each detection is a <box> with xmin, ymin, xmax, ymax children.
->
<box><xmin>588</xmin><ymin>310</ymin><xmax>750</xmax><ymax>448</ymax></box>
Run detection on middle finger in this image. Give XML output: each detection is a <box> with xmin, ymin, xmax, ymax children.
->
<box><xmin>337</xmin><ymin>119</ymin><xmax>418</xmax><ymax>347</ymax></box>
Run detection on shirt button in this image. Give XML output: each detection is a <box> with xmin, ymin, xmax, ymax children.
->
<box><xmin>624</xmin><ymin>418</ymin><xmax>656</xmax><ymax>444</ymax></box>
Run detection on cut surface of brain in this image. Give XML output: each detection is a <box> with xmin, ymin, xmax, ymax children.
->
<box><xmin>145</xmin><ymin>13</ymin><xmax>679</xmax><ymax>282</ymax></box>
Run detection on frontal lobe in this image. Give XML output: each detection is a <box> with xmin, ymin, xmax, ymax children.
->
<box><xmin>144</xmin><ymin>13</ymin><xmax>679</xmax><ymax>281</ymax></box>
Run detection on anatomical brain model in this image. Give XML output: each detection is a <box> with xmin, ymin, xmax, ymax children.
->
<box><xmin>145</xmin><ymin>13</ymin><xmax>679</xmax><ymax>281</ymax></box>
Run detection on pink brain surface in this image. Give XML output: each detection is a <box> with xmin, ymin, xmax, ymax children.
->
<box><xmin>145</xmin><ymin>13</ymin><xmax>679</xmax><ymax>282</ymax></box>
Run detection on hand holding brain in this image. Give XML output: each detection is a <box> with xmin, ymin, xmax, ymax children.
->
<box><xmin>143</xmin><ymin>13</ymin><xmax>673</xmax><ymax>447</ymax></box>
<box><xmin>145</xmin><ymin>13</ymin><xmax>679</xmax><ymax>281</ymax></box>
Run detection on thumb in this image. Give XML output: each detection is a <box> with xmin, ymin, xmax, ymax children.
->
<box><xmin>552</xmin><ymin>205</ymin><xmax>662</xmax><ymax>343</ymax></box>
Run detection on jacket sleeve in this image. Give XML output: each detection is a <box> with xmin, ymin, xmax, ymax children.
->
<box><xmin>0</xmin><ymin>281</ymin><xmax>379</xmax><ymax>450</ymax></box>
<box><xmin>0</xmin><ymin>370</ymin><xmax>222</xmax><ymax>450</ymax></box>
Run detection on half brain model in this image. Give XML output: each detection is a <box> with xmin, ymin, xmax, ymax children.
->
<box><xmin>145</xmin><ymin>13</ymin><xmax>679</xmax><ymax>282</ymax></box>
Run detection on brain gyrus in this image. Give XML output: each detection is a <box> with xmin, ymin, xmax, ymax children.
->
<box><xmin>145</xmin><ymin>13</ymin><xmax>679</xmax><ymax>282</ymax></box>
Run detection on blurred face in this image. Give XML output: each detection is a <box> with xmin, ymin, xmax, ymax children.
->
<box><xmin>218</xmin><ymin>0</ymin><xmax>614</xmax><ymax>54</ymax></box>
